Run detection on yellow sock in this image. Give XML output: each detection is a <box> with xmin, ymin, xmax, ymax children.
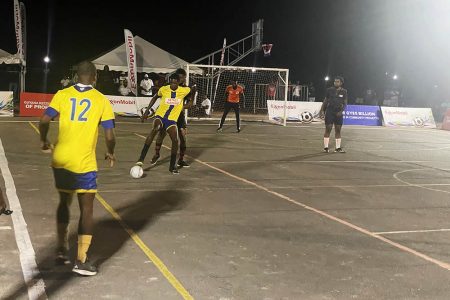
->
<box><xmin>57</xmin><ymin>223</ymin><xmax>69</xmax><ymax>251</ymax></box>
<box><xmin>77</xmin><ymin>235</ymin><xmax>92</xmax><ymax>263</ymax></box>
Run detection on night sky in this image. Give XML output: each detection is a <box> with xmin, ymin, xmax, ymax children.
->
<box><xmin>1</xmin><ymin>0</ymin><xmax>449</xmax><ymax>101</ymax></box>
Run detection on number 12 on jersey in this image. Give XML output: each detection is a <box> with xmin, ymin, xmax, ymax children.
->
<box><xmin>70</xmin><ymin>98</ymin><xmax>91</xmax><ymax>121</ymax></box>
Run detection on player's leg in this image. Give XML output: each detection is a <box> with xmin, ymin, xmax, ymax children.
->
<box><xmin>56</xmin><ymin>192</ymin><xmax>73</xmax><ymax>264</ymax></box>
<box><xmin>323</xmin><ymin>112</ymin><xmax>333</xmax><ymax>152</ymax></box>
<box><xmin>73</xmin><ymin>192</ymin><xmax>97</xmax><ymax>276</ymax></box>
<box><xmin>334</xmin><ymin>124</ymin><xmax>345</xmax><ymax>153</ymax></box>
<box><xmin>177</xmin><ymin>127</ymin><xmax>189</xmax><ymax>167</ymax></box>
<box><xmin>177</xmin><ymin>114</ymin><xmax>189</xmax><ymax>167</ymax></box>
<box><xmin>166</xmin><ymin>126</ymin><xmax>179</xmax><ymax>174</ymax></box>
<box><xmin>137</xmin><ymin>118</ymin><xmax>163</xmax><ymax>165</ymax></box>
<box><xmin>152</xmin><ymin>130</ymin><xmax>166</xmax><ymax>165</ymax></box>
<box><xmin>233</xmin><ymin>103</ymin><xmax>241</xmax><ymax>132</ymax></box>
<box><xmin>218</xmin><ymin>102</ymin><xmax>232</xmax><ymax>132</ymax></box>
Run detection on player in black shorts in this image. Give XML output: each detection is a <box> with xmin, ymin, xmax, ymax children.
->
<box><xmin>320</xmin><ymin>76</ymin><xmax>347</xmax><ymax>153</ymax></box>
<box><xmin>150</xmin><ymin>68</ymin><xmax>195</xmax><ymax>168</ymax></box>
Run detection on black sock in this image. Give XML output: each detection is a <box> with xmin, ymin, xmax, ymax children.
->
<box><xmin>170</xmin><ymin>154</ymin><xmax>177</xmax><ymax>170</ymax></box>
<box><xmin>139</xmin><ymin>143</ymin><xmax>150</xmax><ymax>162</ymax></box>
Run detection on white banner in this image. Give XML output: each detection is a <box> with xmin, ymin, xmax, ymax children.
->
<box><xmin>107</xmin><ymin>95</ymin><xmax>159</xmax><ymax>116</ymax></box>
<box><xmin>381</xmin><ymin>106</ymin><xmax>436</xmax><ymax>128</ymax></box>
<box><xmin>124</xmin><ymin>29</ymin><xmax>137</xmax><ymax>96</ymax></box>
<box><xmin>13</xmin><ymin>0</ymin><xmax>23</xmax><ymax>61</ymax></box>
<box><xmin>0</xmin><ymin>92</ymin><xmax>14</xmax><ymax>117</ymax></box>
<box><xmin>267</xmin><ymin>100</ymin><xmax>323</xmax><ymax>123</ymax></box>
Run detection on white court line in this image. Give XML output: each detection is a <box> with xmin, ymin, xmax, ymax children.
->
<box><xmin>134</xmin><ymin>133</ymin><xmax>450</xmax><ymax>271</ymax></box>
<box><xmin>0</xmin><ymin>138</ymin><xmax>47</xmax><ymax>299</ymax></box>
<box><xmin>205</xmin><ymin>160</ymin><xmax>435</xmax><ymax>164</ymax></box>
<box><xmin>393</xmin><ymin>168</ymin><xmax>450</xmax><ymax>196</ymax></box>
<box><xmin>0</xmin><ymin>225</ymin><xmax>12</xmax><ymax>230</ymax></box>
<box><xmin>374</xmin><ymin>229</ymin><xmax>450</xmax><ymax>235</ymax></box>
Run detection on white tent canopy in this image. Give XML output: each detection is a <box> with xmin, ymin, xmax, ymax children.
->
<box><xmin>0</xmin><ymin>49</ymin><xmax>21</xmax><ymax>64</ymax></box>
<box><xmin>90</xmin><ymin>36</ymin><xmax>201</xmax><ymax>74</ymax></box>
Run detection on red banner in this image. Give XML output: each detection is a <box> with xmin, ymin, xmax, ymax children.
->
<box><xmin>20</xmin><ymin>92</ymin><xmax>54</xmax><ymax>116</ymax></box>
<box><xmin>442</xmin><ymin>109</ymin><xmax>450</xmax><ymax>131</ymax></box>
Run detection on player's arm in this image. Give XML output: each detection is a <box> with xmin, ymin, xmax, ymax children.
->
<box><xmin>142</xmin><ymin>93</ymin><xmax>159</xmax><ymax>121</ymax></box>
<box><xmin>103</xmin><ymin>127</ymin><xmax>116</xmax><ymax>167</ymax></box>
<box><xmin>39</xmin><ymin>94</ymin><xmax>60</xmax><ymax>153</ymax></box>
<box><xmin>320</xmin><ymin>98</ymin><xmax>328</xmax><ymax>117</ymax></box>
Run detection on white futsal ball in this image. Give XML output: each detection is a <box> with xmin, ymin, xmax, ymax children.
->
<box><xmin>130</xmin><ymin>165</ymin><xmax>143</xmax><ymax>179</ymax></box>
<box><xmin>413</xmin><ymin>117</ymin><xmax>424</xmax><ymax>127</ymax></box>
<box><xmin>301</xmin><ymin>111</ymin><xmax>314</xmax><ymax>124</ymax></box>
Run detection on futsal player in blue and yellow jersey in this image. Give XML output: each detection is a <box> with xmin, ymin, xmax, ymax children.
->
<box><xmin>39</xmin><ymin>61</ymin><xmax>116</xmax><ymax>276</ymax></box>
<box><xmin>137</xmin><ymin>73</ymin><xmax>191</xmax><ymax>174</ymax></box>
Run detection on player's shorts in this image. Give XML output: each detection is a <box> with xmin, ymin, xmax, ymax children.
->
<box><xmin>177</xmin><ymin>111</ymin><xmax>187</xmax><ymax>129</ymax></box>
<box><xmin>155</xmin><ymin>116</ymin><xmax>177</xmax><ymax>131</ymax></box>
<box><xmin>325</xmin><ymin>111</ymin><xmax>343</xmax><ymax>126</ymax></box>
<box><xmin>53</xmin><ymin>168</ymin><xmax>97</xmax><ymax>193</ymax></box>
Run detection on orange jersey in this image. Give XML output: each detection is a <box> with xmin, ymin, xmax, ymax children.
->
<box><xmin>226</xmin><ymin>85</ymin><xmax>244</xmax><ymax>103</ymax></box>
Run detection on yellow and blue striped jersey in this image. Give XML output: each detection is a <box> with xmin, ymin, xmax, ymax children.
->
<box><xmin>155</xmin><ymin>85</ymin><xmax>191</xmax><ymax>121</ymax></box>
<box><xmin>45</xmin><ymin>84</ymin><xmax>115</xmax><ymax>173</ymax></box>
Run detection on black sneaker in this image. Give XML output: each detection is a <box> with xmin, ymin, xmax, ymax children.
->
<box><xmin>55</xmin><ymin>248</ymin><xmax>71</xmax><ymax>265</ymax></box>
<box><xmin>169</xmin><ymin>168</ymin><xmax>180</xmax><ymax>175</ymax></box>
<box><xmin>236</xmin><ymin>128</ymin><xmax>241</xmax><ymax>133</ymax></box>
<box><xmin>335</xmin><ymin>148</ymin><xmax>346</xmax><ymax>153</ymax></box>
<box><xmin>323</xmin><ymin>147</ymin><xmax>329</xmax><ymax>153</ymax></box>
<box><xmin>150</xmin><ymin>154</ymin><xmax>160</xmax><ymax>166</ymax></box>
<box><xmin>72</xmin><ymin>259</ymin><xmax>97</xmax><ymax>276</ymax></box>
<box><xmin>177</xmin><ymin>160</ymin><xmax>190</xmax><ymax>168</ymax></box>
<box><xmin>216</xmin><ymin>127</ymin><xmax>223</xmax><ymax>133</ymax></box>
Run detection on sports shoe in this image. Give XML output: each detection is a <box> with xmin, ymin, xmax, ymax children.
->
<box><xmin>55</xmin><ymin>248</ymin><xmax>70</xmax><ymax>265</ymax></box>
<box><xmin>72</xmin><ymin>259</ymin><xmax>97</xmax><ymax>276</ymax></box>
<box><xmin>150</xmin><ymin>154</ymin><xmax>160</xmax><ymax>165</ymax></box>
<box><xmin>334</xmin><ymin>148</ymin><xmax>346</xmax><ymax>153</ymax></box>
<box><xmin>323</xmin><ymin>147</ymin><xmax>329</xmax><ymax>153</ymax></box>
<box><xmin>236</xmin><ymin>128</ymin><xmax>241</xmax><ymax>133</ymax></box>
<box><xmin>169</xmin><ymin>168</ymin><xmax>180</xmax><ymax>175</ymax></box>
<box><xmin>135</xmin><ymin>161</ymin><xmax>143</xmax><ymax>167</ymax></box>
<box><xmin>216</xmin><ymin>127</ymin><xmax>223</xmax><ymax>133</ymax></box>
<box><xmin>177</xmin><ymin>160</ymin><xmax>190</xmax><ymax>168</ymax></box>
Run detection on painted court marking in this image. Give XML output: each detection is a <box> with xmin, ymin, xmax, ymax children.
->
<box><xmin>135</xmin><ymin>132</ymin><xmax>450</xmax><ymax>271</ymax></box>
<box><xmin>27</xmin><ymin>122</ymin><xmax>193</xmax><ymax>300</ymax></box>
<box><xmin>374</xmin><ymin>228</ymin><xmax>450</xmax><ymax>235</ymax></box>
<box><xmin>393</xmin><ymin>168</ymin><xmax>450</xmax><ymax>196</ymax></box>
<box><xmin>0</xmin><ymin>137</ymin><xmax>47</xmax><ymax>300</ymax></box>
<box><xmin>0</xmin><ymin>225</ymin><xmax>12</xmax><ymax>230</ymax></box>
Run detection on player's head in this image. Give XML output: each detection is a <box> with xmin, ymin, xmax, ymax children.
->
<box><xmin>175</xmin><ymin>68</ymin><xmax>187</xmax><ymax>85</ymax></box>
<box><xmin>334</xmin><ymin>76</ymin><xmax>344</xmax><ymax>88</ymax></box>
<box><xmin>231</xmin><ymin>79</ymin><xmax>237</xmax><ymax>88</ymax></box>
<box><xmin>77</xmin><ymin>61</ymin><xmax>97</xmax><ymax>85</ymax></box>
<box><xmin>144</xmin><ymin>73</ymin><xmax>149</xmax><ymax>79</ymax></box>
<box><xmin>169</xmin><ymin>73</ymin><xmax>180</xmax><ymax>90</ymax></box>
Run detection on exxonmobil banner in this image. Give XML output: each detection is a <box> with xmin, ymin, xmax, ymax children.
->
<box><xmin>124</xmin><ymin>29</ymin><xmax>137</xmax><ymax>96</ymax></box>
<box><xmin>19</xmin><ymin>92</ymin><xmax>158</xmax><ymax>117</ymax></box>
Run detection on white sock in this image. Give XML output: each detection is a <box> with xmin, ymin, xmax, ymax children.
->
<box><xmin>324</xmin><ymin>137</ymin><xmax>329</xmax><ymax>148</ymax></box>
<box><xmin>336</xmin><ymin>138</ymin><xmax>341</xmax><ymax>149</ymax></box>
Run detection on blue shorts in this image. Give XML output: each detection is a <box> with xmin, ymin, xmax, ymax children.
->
<box><xmin>155</xmin><ymin>116</ymin><xmax>177</xmax><ymax>131</ymax></box>
<box><xmin>53</xmin><ymin>168</ymin><xmax>97</xmax><ymax>193</ymax></box>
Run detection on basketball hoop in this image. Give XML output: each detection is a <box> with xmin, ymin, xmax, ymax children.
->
<box><xmin>262</xmin><ymin>44</ymin><xmax>273</xmax><ymax>57</ymax></box>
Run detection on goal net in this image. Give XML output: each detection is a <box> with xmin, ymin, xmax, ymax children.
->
<box><xmin>185</xmin><ymin>64</ymin><xmax>289</xmax><ymax>126</ymax></box>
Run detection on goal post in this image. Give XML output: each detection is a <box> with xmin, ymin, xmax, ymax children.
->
<box><xmin>185</xmin><ymin>64</ymin><xmax>289</xmax><ymax>126</ymax></box>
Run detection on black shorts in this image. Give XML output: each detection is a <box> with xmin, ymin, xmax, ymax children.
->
<box><xmin>177</xmin><ymin>111</ymin><xmax>187</xmax><ymax>129</ymax></box>
<box><xmin>325</xmin><ymin>111</ymin><xmax>343</xmax><ymax>126</ymax></box>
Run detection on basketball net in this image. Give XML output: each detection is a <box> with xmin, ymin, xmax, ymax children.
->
<box><xmin>262</xmin><ymin>44</ymin><xmax>273</xmax><ymax>57</ymax></box>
